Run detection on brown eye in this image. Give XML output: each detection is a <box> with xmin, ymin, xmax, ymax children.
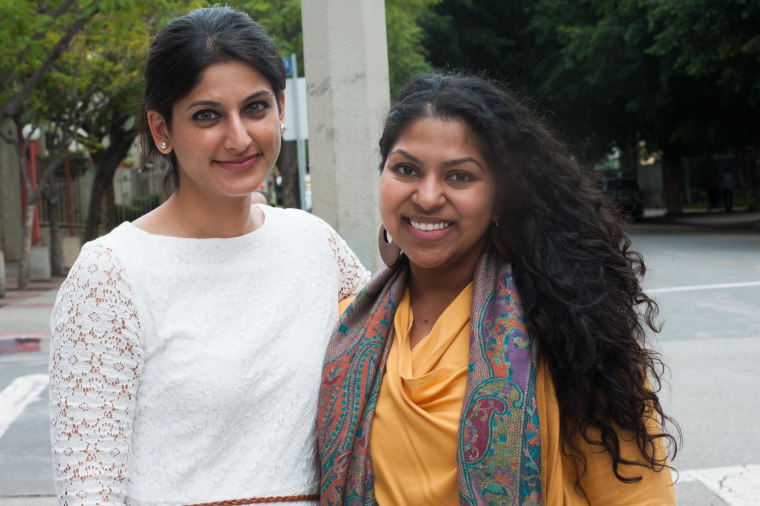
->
<box><xmin>244</xmin><ymin>101</ymin><xmax>269</xmax><ymax>115</ymax></box>
<box><xmin>192</xmin><ymin>109</ymin><xmax>220</xmax><ymax>121</ymax></box>
<box><xmin>395</xmin><ymin>164</ymin><xmax>416</xmax><ymax>177</ymax></box>
<box><xmin>448</xmin><ymin>172</ymin><xmax>473</xmax><ymax>182</ymax></box>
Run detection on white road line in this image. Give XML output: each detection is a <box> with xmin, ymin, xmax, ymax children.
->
<box><xmin>648</xmin><ymin>281</ymin><xmax>760</xmax><ymax>294</ymax></box>
<box><xmin>678</xmin><ymin>465</ymin><xmax>760</xmax><ymax>506</ymax></box>
<box><xmin>0</xmin><ymin>374</ymin><xmax>49</xmax><ymax>439</ymax></box>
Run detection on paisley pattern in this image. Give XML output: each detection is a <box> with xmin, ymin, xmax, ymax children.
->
<box><xmin>318</xmin><ymin>252</ymin><xmax>542</xmax><ymax>505</ymax></box>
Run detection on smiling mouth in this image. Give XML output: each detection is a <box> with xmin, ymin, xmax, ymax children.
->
<box><xmin>215</xmin><ymin>154</ymin><xmax>259</xmax><ymax>170</ymax></box>
<box><xmin>409</xmin><ymin>219</ymin><xmax>453</xmax><ymax>231</ymax></box>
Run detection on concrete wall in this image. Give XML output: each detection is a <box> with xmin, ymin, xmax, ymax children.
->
<box><xmin>302</xmin><ymin>0</ymin><xmax>390</xmax><ymax>271</ymax></box>
<box><xmin>0</xmin><ymin>119</ymin><xmax>23</xmax><ymax>261</ymax></box>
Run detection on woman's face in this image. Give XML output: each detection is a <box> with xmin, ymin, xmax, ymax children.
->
<box><xmin>148</xmin><ymin>61</ymin><xmax>284</xmax><ymax>200</ymax></box>
<box><xmin>379</xmin><ymin>117</ymin><xmax>497</xmax><ymax>274</ymax></box>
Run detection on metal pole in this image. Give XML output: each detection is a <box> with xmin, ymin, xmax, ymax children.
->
<box><xmin>290</xmin><ymin>53</ymin><xmax>308</xmax><ymax>211</ymax></box>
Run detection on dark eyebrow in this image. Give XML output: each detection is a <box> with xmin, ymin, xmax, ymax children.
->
<box><xmin>186</xmin><ymin>90</ymin><xmax>273</xmax><ymax>110</ymax></box>
<box><xmin>441</xmin><ymin>157</ymin><xmax>486</xmax><ymax>172</ymax></box>
<box><xmin>390</xmin><ymin>149</ymin><xmax>485</xmax><ymax>172</ymax></box>
<box><xmin>389</xmin><ymin>149</ymin><xmax>421</xmax><ymax>164</ymax></box>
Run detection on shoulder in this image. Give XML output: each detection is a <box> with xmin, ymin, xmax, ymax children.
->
<box><xmin>260</xmin><ymin>205</ymin><xmax>341</xmax><ymax>245</ymax></box>
<box><xmin>85</xmin><ymin>222</ymin><xmax>141</xmax><ymax>258</ymax></box>
<box><xmin>262</xmin><ymin>205</ymin><xmax>332</xmax><ymax>229</ymax></box>
<box><xmin>59</xmin><ymin>224</ymin><xmax>143</xmax><ymax>306</ymax></box>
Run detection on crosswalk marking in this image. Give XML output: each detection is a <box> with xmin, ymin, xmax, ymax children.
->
<box><xmin>0</xmin><ymin>374</ymin><xmax>49</xmax><ymax>439</ymax></box>
<box><xmin>646</xmin><ymin>281</ymin><xmax>760</xmax><ymax>295</ymax></box>
<box><xmin>648</xmin><ymin>280</ymin><xmax>760</xmax><ymax>294</ymax></box>
<box><xmin>678</xmin><ymin>465</ymin><xmax>760</xmax><ymax>506</ymax></box>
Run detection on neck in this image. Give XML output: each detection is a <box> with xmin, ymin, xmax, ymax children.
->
<box><xmin>165</xmin><ymin>190</ymin><xmax>257</xmax><ymax>238</ymax></box>
<box><xmin>407</xmin><ymin>250</ymin><xmax>482</xmax><ymax>310</ymax></box>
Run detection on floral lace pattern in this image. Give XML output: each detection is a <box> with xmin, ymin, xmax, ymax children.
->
<box><xmin>49</xmin><ymin>243</ymin><xmax>143</xmax><ymax>504</ymax></box>
<box><xmin>49</xmin><ymin>206</ymin><xmax>370</xmax><ymax>505</ymax></box>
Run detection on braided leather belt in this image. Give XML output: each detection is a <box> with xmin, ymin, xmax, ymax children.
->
<box><xmin>184</xmin><ymin>494</ymin><xmax>319</xmax><ymax>505</ymax></box>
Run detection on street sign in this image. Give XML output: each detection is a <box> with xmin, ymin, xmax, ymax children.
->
<box><xmin>283</xmin><ymin>57</ymin><xmax>292</xmax><ymax>77</ymax></box>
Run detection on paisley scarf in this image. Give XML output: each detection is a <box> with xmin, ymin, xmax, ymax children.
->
<box><xmin>318</xmin><ymin>251</ymin><xmax>542</xmax><ymax>505</ymax></box>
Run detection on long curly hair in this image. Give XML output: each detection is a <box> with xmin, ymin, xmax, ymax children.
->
<box><xmin>378</xmin><ymin>71</ymin><xmax>679</xmax><ymax>490</ymax></box>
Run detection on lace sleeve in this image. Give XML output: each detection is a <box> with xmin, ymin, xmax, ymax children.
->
<box><xmin>49</xmin><ymin>243</ymin><xmax>143</xmax><ymax>505</ymax></box>
<box><xmin>325</xmin><ymin>227</ymin><xmax>371</xmax><ymax>300</ymax></box>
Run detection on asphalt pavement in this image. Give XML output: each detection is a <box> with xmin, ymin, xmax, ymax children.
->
<box><xmin>1</xmin><ymin>208</ymin><xmax>759</xmax><ymax>504</ymax></box>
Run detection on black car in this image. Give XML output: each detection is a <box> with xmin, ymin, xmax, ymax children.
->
<box><xmin>602</xmin><ymin>178</ymin><xmax>643</xmax><ymax>220</ymax></box>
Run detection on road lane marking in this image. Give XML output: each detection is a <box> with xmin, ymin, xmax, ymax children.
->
<box><xmin>0</xmin><ymin>374</ymin><xmax>49</xmax><ymax>439</ymax></box>
<box><xmin>648</xmin><ymin>281</ymin><xmax>760</xmax><ymax>294</ymax></box>
<box><xmin>677</xmin><ymin>464</ymin><xmax>760</xmax><ymax>506</ymax></box>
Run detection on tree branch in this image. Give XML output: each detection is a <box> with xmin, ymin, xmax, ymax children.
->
<box><xmin>0</xmin><ymin>10</ymin><xmax>94</xmax><ymax>121</ymax></box>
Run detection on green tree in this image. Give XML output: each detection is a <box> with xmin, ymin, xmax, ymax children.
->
<box><xmin>0</xmin><ymin>0</ymin><xmax>113</xmax><ymax>288</ymax></box>
<box><xmin>644</xmin><ymin>0</ymin><xmax>760</xmax><ymax>202</ymax></box>
<box><xmin>385</xmin><ymin>0</ymin><xmax>442</xmax><ymax>97</ymax></box>
<box><xmin>1</xmin><ymin>0</ymin><xmax>200</xmax><ymax>288</ymax></box>
<box><xmin>421</xmin><ymin>0</ymin><xmax>760</xmax><ymax>214</ymax></box>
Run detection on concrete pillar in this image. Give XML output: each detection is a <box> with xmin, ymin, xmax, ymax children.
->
<box><xmin>0</xmin><ymin>119</ymin><xmax>23</xmax><ymax>262</ymax></box>
<box><xmin>62</xmin><ymin>236</ymin><xmax>81</xmax><ymax>269</ymax></box>
<box><xmin>302</xmin><ymin>0</ymin><xmax>390</xmax><ymax>271</ymax></box>
<box><xmin>30</xmin><ymin>245</ymin><xmax>51</xmax><ymax>281</ymax></box>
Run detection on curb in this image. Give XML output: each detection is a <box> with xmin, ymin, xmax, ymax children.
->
<box><xmin>0</xmin><ymin>333</ymin><xmax>48</xmax><ymax>355</ymax></box>
<box><xmin>0</xmin><ymin>337</ymin><xmax>42</xmax><ymax>354</ymax></box>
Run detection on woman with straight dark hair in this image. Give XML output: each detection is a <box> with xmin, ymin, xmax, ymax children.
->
<box><xmin>319</xmin><ymin>72</ymin><xmax>679</xmax><ymax>504</ymax></box>
<box><xmin>49</xmin><ymin>7</ymin><xmax>369</xmax><ymax>505</ymax></box>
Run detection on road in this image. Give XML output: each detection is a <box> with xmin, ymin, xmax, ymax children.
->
<box><xmin>0</xmin><ymin>223</ymin><xmax>758</xmax><ymax>505</ymax></box>
<box><xmin>632</xmin><ymin>224</ymin><xmax>760</xmax><ymax>505</ymax></box>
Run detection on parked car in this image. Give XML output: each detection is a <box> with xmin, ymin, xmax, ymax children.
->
<box><xmin>602</xmin><ymin>178</ymin><xmax>643</xmax><ymax>220</ymax></box>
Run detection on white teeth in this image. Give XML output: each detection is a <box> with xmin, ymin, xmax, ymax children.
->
<box><xmin>409</xmin><ymin>219</ymin><xmax>451</xmax><ymax>231</ymax></box>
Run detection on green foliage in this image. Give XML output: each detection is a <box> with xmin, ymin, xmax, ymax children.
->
<box><xmin>385</xmin><ymin>0</ymin><xmax>442</xmax><ymax>97</ymax></box>
<box><xmin>421</xmin><ymin>0</ymin><xmax>760</xmax><ymax>165</ymax></box>
<box><xmin>229</xmin><ymin>0</ymin><xmax>304</xmax><ymax>62</ymax></box>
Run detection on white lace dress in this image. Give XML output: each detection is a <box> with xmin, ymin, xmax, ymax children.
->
<box><xmin>49</xmin><ymin>205</ymin><xmax>371</xmax><ymax>506</ymax></box>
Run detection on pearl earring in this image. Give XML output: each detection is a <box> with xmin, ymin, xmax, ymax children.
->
<box><xmin>280</xmin><ymin>124</ymin><xmax>286</xmax><ymax>135</ymax></box>
<box><xmin>160</xmin><ymin>141</ymin><xmax>167</xmax><ymax>150</ymax></box>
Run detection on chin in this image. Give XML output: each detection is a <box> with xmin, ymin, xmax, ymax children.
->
<box><xmin>405</xmin><ymin>254</ymin><xmax>451</xmax><ymax>272</ymax></box>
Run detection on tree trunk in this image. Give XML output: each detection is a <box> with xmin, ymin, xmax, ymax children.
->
<box><xmin>46</xmin><ymin>190</ymin><xmax>64</xmax><ymax>277</ymax></box>
<box><xmin>662</xmin><ymin>146</ymin><xmax>684</xmax><ymax>215</ymax></box>
<box><xmin>84</xmin><ymin>171</ymin><xmax>107</xmax><ymax>242</ymax></box>
<box><xmin>18</xmin><ymin>201</ymin><xmax>35</xmax><ymax>290</ymax></box>
<box><xmin>278</xmin><ymin>140</ymin><xmax>301</xmax><ymax>208</ymax></box>
<box><xmin>84</xmin><ymin>112</ymin><xmax>136</xmax><ymax>240</ymax></box>
<box><xmin>102</xmin><ymin>182</ymin><xmax>116</xmax><ymax>233</ymax></box>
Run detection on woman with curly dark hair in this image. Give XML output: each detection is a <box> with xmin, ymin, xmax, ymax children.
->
<box><xmin>318</xmin><ymin>71</ymin><xmax>679</xmax><ymax>504</ymax></box>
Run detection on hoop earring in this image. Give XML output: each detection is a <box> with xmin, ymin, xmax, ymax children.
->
<box><xmin>378</xmin><ymin>225</ymin><xmax>402</xmax><ymax>267</ymax></box>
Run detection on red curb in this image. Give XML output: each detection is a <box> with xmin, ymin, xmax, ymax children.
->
<box><xmin>0</xmin><ymin>337</ymin><xmax>42</xmax><ymax>355</ymax></box>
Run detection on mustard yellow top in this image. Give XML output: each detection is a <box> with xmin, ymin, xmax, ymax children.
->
<box><xmin>370</xmin><ymin>285</ymin><xmax>470</xmax><ymax>505</ymax></box>
<box><xmin>365</xmin><ymin>285</ymin><xmax>675</xmax><ymax>505</ymax></box>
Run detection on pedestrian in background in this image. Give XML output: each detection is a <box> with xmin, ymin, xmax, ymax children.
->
<box><xmin>720</xmin><ymin>167</ymin><xmax>736</xmax><ymax>212</ymax></box>
<box><xmin>319</xmin><ymin>72</ymin><xmax>679</xmax><ymax>504</ymax></box>
<box><xmin>48</xmin><ymin>7</ymin><xmax>369</xmax><ymax>505</ymax></box>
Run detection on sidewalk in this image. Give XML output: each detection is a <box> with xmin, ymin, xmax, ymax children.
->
<box><xmin>640</xmin><ymin>207</ymin><xmax>760</xmax><ymax>232</ymax></box>
<box><xmin>0</xmin><ymin>263</ymin><xmax>64</xmax><ymax>355</ymax></box>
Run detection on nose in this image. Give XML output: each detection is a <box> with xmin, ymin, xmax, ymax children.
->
<box><xmin>224</xmin><ymin>114</ymin><xmax>252</xmax><ymax>152</ymax></box>
<box><xmin>411</xmin><ymin>175</ymin><xmax>446</xmax><ymax>210</ymax></box>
